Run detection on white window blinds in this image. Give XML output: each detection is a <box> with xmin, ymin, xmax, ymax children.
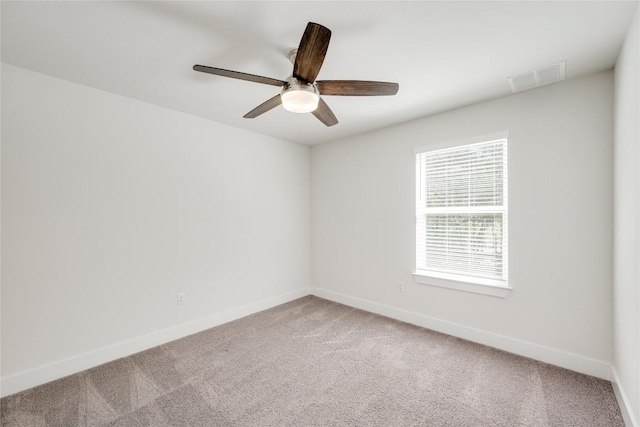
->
<box><xmin>416</xmin><ymin>137</ymin><xmax>508</xmax><ymax>284</ymax></box>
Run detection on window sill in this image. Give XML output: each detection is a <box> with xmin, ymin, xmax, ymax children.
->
<box><xmin>412</xmin><ymin>270</ymin><xmax>512</xmax><ymax>298</ymax></box>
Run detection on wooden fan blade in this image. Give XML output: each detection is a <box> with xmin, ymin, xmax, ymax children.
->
<box><xmin>243</xmin><ymin>94</ymin><xmax>282</xmax><ymax>119</ymax></box>
<box><xmin>293</xmin><ymin>23</ymin><xmax>331</xmax><ymax>83</ymax></box>
<box><xmin>193</xmin><ymin>65</ymin><xmax>286</xmax><ymax>87</ymax></box>
<box><xmin>312</xmin><ymin>98</ymin><xmax>338</xmax><ymax>127</ymax></box>
<box><xmin>317</xmin><ymin>80</ymin><xmax>399</xmax><ymax>96</ymax></box>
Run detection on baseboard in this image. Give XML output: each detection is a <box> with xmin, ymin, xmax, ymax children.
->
<box><xmin>311</xmin><ymin>287</ymin><xmax>613</xmax><ymax>381</ymax></box>
<box><xmin>611</xmin><ymin>366</ymin><xmax>639</xmax><ymax>427</ymax></box>
<box><xmin>0</xmin><ymin>287</ymin><xmax>311</xmax><ymax>398</ymax></box>
<box><xmin>2</xmin><ymin>286</ymin><xmax>617</xmax><ymax>400</ymax></box>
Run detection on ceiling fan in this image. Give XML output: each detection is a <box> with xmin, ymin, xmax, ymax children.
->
<box><xmin>193</xmin><ymin>22</ymin><xmax>399</xmax><ymax>127</ymax></box>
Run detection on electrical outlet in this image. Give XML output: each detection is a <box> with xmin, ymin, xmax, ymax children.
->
<box><xmin>177</xmin><ymin>292</ymin><xmax>185</xmax><ymax>305</ymax></box>
<box><xmin>397</xmin><ymin>282</ymin><xmax>405</xmax><ymax>293</ymax></box>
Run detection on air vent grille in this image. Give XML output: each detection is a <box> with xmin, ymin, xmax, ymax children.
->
<box><xmin>508</xmin><ymin>61</ymin><xmax>566</xmax><ymax>93</ymax></box>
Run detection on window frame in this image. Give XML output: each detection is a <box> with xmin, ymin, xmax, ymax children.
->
<box><xmin>413</xmin><ymin>131</ymin><xmax>512</xmax><ymax>298</ymax></box>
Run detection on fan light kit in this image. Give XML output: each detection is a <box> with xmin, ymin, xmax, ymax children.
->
<box><xmin>193</xmin><ymin>22</ymin><xmax>399</xmax><ymax>127</ymax></box>
<box><xmin>281</xmin><ymin>78</ymin><xmax>320</xmax><ymax>113</ymax></box>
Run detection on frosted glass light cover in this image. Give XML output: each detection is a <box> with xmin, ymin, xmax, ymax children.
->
<box><xmin>281</xmin><ymin>90</ymin><xmax>319</xmax><ymax>113</ymax></box>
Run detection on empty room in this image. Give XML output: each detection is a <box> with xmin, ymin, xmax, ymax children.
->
<box><xmin>1</xmin><ymin>1</ymin><xmax>639</xmax><ymax>426</ymax></box>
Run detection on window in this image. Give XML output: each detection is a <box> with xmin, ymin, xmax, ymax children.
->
<box><xmin>413</xmin><ymin>132</ymin><xmax>510</xmax><ymax>297</ymax></box>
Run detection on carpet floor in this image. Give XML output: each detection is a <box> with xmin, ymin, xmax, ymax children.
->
<box><xmin>1</xmin><ymin>296</ymin><xmax>624</xmax><ymax>426</ymax></box>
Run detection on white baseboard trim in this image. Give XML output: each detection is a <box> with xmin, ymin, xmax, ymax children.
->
<box><xmin>0</xmin><ymin>287</ymin><xmax>311</xmax><ymax>398</ymax></box>
<box><xmin>311</xmin><ymin>287</ymin><xmax>613</xmax><ymax>381</ymax></box>
<box><xmin>611</xmin><ymin>366</ymin><xmax>639</xmax><ymax>427</ymax></box>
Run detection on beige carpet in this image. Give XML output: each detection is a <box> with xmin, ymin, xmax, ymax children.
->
<box><xmin>1</xmin><ymin>296</ymin><xmax>624</xmax><ymax>426</ymax></box>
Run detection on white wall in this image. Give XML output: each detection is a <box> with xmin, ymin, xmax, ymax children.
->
<box><xmin>312</xmin><ymin>71</ymin><xmax>614</xmax><ymax>375</ymax></box>
<box><xmin>0</xmin><ymin>64</ymin><xmax>310</xmax><ymax>393</ymax></box>
<box><xmin>614</xmin><ymin>7</ymin><xmax>640</xmax><ymax>426</ymax></box>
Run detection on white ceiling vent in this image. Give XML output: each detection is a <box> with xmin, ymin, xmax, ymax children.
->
<box><xmin>508</xmin><ymin>61</ymin><xmax>566</xmax><ymax>93</ymax></box>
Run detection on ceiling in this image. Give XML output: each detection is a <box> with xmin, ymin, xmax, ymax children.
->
<box><xmin>2</xmin><ymin>1</ymin><xmax>637</xmax><ymax>146</ymax></box>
